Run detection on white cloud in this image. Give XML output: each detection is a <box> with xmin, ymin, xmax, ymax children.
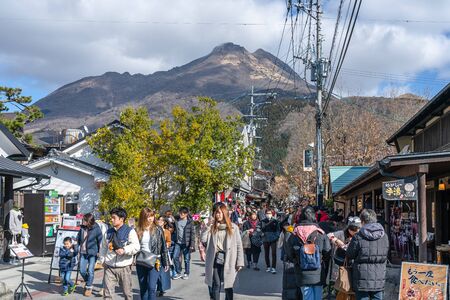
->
<box><xmin>0</xmin><ymin>0</ymin><xmax>449</xmax><ymax>98</ymax></box>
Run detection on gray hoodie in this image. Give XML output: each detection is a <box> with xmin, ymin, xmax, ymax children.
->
<box><xmin>359</xmin><ymin>222</ymin><xmax>385</xmax><ymax>241</ymax></box>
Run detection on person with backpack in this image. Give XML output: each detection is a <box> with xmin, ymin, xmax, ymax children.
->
<box><xmin>99</xmin><ymin>207</ymin><xmax>140</xmax><ymax>300</ymax></box>
<box><xmin>285</xmin><ymin>206</ymin><xmax>331</xmax><ymax>300</ymax></box>
<box><xmin>261</xmin><ymin>209</ymin><xmax>281</xmax><ymax>274</ymax></box>
<box><xmin>77</xmin><ymin>213</ymin><xmax>103</xmax><ymax>297</ymax></box>
<box><xmin>242</xmin><ymin>211</ymin><xmax>262</xmax><ymax>270</ymax></box>
<box><xmin>346</xmin><ymin>209</ymin><xmax>389</xmax><ymax>300</ymax></box>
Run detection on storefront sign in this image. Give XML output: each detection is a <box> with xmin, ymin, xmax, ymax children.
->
<box><xmin>399</xmin><ymin>262</ymin><xmax>448</xmax><ymax>300</ymax></box>
<box><xmin>382</xmin><ymin>177</ymin><xmax>418</xmax><ymax>201</ymax></box>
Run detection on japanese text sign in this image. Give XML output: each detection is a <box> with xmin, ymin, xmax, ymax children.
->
<box><xmin>399</xmin><ymin>262</ymin><xmax>448</xmax><ymax>300</ymax></box>
<box><xmin>382</xmin><ymin>177</ymin><xmax>418</xmax><ymax>201</ymax></box>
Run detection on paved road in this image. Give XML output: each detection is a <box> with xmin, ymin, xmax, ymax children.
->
<box><xmin>0</xmin><ymin>251</ymin><xmax>283</xmax><ymax>299</ymax></box>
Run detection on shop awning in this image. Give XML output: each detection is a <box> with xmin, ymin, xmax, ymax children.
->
<box><xmin>336</xmin><ymin>150</ymin><xmax>450</xmax><ymax>196</ymax></box>
<box><xmin>0</xmin><ymin>156</ymin><xmax>50</xmax><ymax>179</ymax></box>
<box><xmin>14</xmin><ymin>176</ymin><xmax>79</xmax><ymax>195</ymax></box>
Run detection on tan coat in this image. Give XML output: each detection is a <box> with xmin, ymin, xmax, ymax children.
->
<box><xmin>203</xmin><ymin>223</ymin><xmax>244</xmax><ymax>289</ymax></box>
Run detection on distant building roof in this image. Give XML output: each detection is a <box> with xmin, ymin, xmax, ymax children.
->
<box><xmin>329</xmin><ymin>166</ymin><xmax>370</xmax><ymax>195</ymax></box>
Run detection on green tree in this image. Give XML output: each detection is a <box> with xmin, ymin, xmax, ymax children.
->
<box><xmin>168</xmin><ymin>98</ymin><xmax>254</xmax><ymax>212</ymax></box>
<box><xmin>88</xmin><ymin>97</ymin><xmax>253</xmax><ymax>217</ymax></box>
<box><xmin>0</xmin><ymin>86</ymin><xmax>43</xmax><ymax>143</ymax></box>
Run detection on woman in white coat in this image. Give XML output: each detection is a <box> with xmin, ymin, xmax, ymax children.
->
<box><xmin>203</xmin><ymin>203</ymin><xmax>244</xmax><ymax>300</ymax></box>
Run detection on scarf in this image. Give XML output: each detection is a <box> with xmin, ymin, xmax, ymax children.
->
<box><xmin>248</xmin><ymin>219</ymin><xmax>258</xmax><ymax>230</ymax></box>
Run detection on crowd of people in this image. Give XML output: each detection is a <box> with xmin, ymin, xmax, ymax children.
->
<box><xmin>57</xmin><ymin>201</ymin><xmax>389</xmax><ymax>300</ymax></box>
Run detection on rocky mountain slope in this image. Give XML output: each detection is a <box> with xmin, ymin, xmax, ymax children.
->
<box><xmin>28</xmin><ymin>42</ymin><xmax>309</xmax><ymax>133</ymax></box>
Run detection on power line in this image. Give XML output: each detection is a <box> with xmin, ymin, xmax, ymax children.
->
<box><xmin>340</xmin><ymin>68</ymin><xmax>449</xmax><ymax>86</ymax></box>
<box><xmin>322</xmin><ymin>0</ymin><xmax>362</xmax><ymax>114</ymax></box>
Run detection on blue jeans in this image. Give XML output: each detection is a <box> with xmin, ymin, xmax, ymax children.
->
<box><xmin>136</xmin><ymin>265</ymin><xmax>161</xmax><ymax>300</ymax></box>
<box><xmin>173</xmin><ymin>243</ymin><xmax>190</xmax><ymax>275</ymax></box>
<box><xmin>356</xmin><ymin>291</ymin><xmax>383</xmax><ymax>300</ymax></box>
<box><xmin>79</xmin><ymin>254</ymin><xmax>96</xmax><ymax>288</ymax></box>
<box><xmin>61</xmin><ymin>271</ymin><xmax>74</xmax><ymax>292</ymax></box>
<box><xmin>301</xmin><ymin>285</ymin><xmax>323</xmax><ymax>300</ymax></box>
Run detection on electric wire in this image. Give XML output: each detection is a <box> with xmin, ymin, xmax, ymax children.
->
<box><xmin>322</xmin><ymin>0</ymin><xmax>362</xmax><ymax>115</ymax></box>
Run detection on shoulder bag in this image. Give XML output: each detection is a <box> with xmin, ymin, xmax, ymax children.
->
<box><xmin>135</xmin><ymin>231</ymin><xmax>160</xmax><ymax>268</ymax></box>
<box><xmin>334</xmin><ymin>258</ymin><xmax>353</xmax><ymax>294</ymax></box>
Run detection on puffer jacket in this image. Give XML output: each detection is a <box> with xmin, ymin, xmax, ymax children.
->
<box><xmin>139</xmin><ymin>226</ymin><xmax>170</xmax><ymax>268</ymax></box>
<box><xmin>260</xmin><ymin>218</ymin><xmax>281</xmax><ymax>243</ymax></box>
<box><xmin>285</xmin><ymin>222</ymin><xmax>331</xmax><ymax>287</ymax></box>
<box><xmin>59</xmin><ymin>246</ymin><xmax>78</xmax><ymax>272</ymax></box>
<box><xmin>174</xmin><ymin>217</ymin><xmax>195</xmax><ymax>247</ymax></box>
<box><xmin>77</xmin><ymin>223</ymin><xmax>103</xmax><ymax>256</ymax></box>
<box><xmin>346</xmin><ymin>222</ymin><xmax>389</xmax><ymax>292</ymax></box>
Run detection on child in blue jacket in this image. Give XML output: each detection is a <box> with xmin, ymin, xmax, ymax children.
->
<box><xmin>59</xmin><ymin>237</ymin><xmax>78</xmax><ymax>296</ymax></box>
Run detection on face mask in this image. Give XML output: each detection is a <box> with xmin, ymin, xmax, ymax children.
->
<box><xmin>266</xmin><ymin>214</ymin><xmax>272</xmax><ymax>219</ymax></box>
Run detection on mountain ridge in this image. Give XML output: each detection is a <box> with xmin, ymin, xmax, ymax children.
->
<box><xmin>31</xmin><ymin>42</ymin><xmax>308</xmax><ymax>132</ymax></box>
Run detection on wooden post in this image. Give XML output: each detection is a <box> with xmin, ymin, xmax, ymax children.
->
<box><xmin>371</xmin><ymin>189</ymin><xmax>376</xmax><ymax>210</ymax></box>
<box><xmin>418</xmin><ymin>164</ymin><xmax>428</xmax><ymax>263</ymax></box>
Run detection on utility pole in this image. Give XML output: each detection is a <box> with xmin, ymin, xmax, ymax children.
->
<box><xmin>315</xmin><ymin>0</ymin><xmax>324</xmax><ymax>207</ymax></box>
<box><xmin>244</xmin><ymin>86</ymin><xmax>276</xmax><ymax>187</ymax></box>
<box><xmin>295</xmin><ymin>0</ymin><xmax>328</xmax><ymax>206</ymax></box>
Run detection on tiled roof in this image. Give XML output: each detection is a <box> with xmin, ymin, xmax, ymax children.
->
<box><xmin>0</xmin><ymin>156</ymin><xmax>49</xmax><ymax>179</ymax></box>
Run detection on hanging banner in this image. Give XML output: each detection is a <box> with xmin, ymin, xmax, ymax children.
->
<box><xmin>399</xmin><ymin>262</ymin><xmax>448</xmax><ymax>300</ymax></box>
<box><xmin>382</xmin><ymin>177</ymin><xmax>418</xmax><ymax>201</ymax></box>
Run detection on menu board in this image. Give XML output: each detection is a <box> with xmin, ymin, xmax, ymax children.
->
<box><xmin>9</xmin><ymin>243</ymin><xmax>34</xmax><ymax>259</ymax></box>
<box><xmin>399</xmin><ymin>262</ymin><xmax>448</xmax><ymax>300</ymax></box>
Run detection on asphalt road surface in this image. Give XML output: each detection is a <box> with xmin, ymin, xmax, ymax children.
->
<box><xmin>0</xmin><ymin>251</ymin><xmax>283</xmax><ymax>299</ymax></box>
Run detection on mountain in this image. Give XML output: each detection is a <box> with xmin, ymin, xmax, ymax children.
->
<box><xmin>28</xmin><ymin>42</ymin><xmax>309</xmax><ymax>133</ymax></box>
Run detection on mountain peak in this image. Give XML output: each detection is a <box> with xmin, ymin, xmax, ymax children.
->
<box><xmin>211</xmin><ymin>42</ymin><xmax>247</xmax><ymax>55</ymax></box>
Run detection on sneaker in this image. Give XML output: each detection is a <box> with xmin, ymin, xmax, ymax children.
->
<box><xmin>266</xmin><ymin>267</ymin><xmax>271</xmax><ymax>272</ymax></box>
<box><xmin>172</xmin><ymin>273</ymin><xmax>182</xmax><ymax>280</ymax></box>
<box><xmin>157</xmin><ymin>291</ymin><xmax>165</xmax><ymax>297</ymax></box>
<box><xmin>182</xmin><ymin>273</ymin><xmax>189</xmax><ymax>280</ymax></box>
<box><xmin>271</xmin><ymin>268</ymin><xmax>277</xmax><ymax>274</ymax></box>
<box><xmin>254</xmin><ymin>266</ymin><xmax>260</xmax><ymax>271</ymax></box>
<box><xmin>69</xmin><ymin>284</ymin><xmax>77</xmax><ymax>294</ymax></box>
<box><xmin>84</xmin><ymin>288</ymin><xmax>92</xmax><ymax>297</ymax></box>
<box><xmin>62</xmin><ymin>291</ymin><xmax>69</xmax><ymax>296</ymax></box>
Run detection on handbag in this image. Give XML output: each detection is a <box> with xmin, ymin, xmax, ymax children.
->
<box><xmin>135</xmin><ymin>250</ymin><xmax>160</xmax><ymax>268</ymax></box>
<box><xmin>135</xmin><ymin>231</ymin><xmax>160</xmax><ymax>268</ymax></box>
<box><xmin>250</xmin><ymin>231</ymin><xmax>263</xmax><ymax>247</ymax></box>
<box><xmin>214</xmin><ymin>251</ymin><xmax>225</xmax><ymax>265</ymax></box>
<box><xmin>334</xmin><ymin>259</ymin><xmax>353</xmax><ymax>293</ymax></box>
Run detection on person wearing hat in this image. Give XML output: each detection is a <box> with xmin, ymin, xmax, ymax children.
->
<box><xmin>327</xmin><ymin>217</ymin><xmax>362</xmax><ymax>283</ymax></box>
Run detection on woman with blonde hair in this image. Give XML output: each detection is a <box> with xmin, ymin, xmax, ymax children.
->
<box><xmin>135</xmin><ymin>208</ymin><xmax>170</xmax><ymax>300</ymax></box>
<box><xmin>203</xmin><ymin>203</ymin><xmax>244</xmax><ymax>300</ymax></box>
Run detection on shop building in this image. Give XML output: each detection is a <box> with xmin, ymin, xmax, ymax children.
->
<box><xmin>334</xmin><ymin>83</ymin><xmax>450</xmax><ymax>264</ymax></box>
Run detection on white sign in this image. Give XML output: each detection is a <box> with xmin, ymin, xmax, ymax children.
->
<box><xmin>51</xmin><ymin>229</ymin><xmax>79</xmax><ymax>270</ymax></box>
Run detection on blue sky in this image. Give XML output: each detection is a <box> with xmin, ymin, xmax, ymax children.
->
<box><xmin>1</xmin><ymin>0</ymin><xmax>450</xmax><ymax>108</ymax></box>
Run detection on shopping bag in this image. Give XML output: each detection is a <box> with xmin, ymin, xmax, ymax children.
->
<box><xmin>334</xmin><ymin>260</ymin><xmax>353</xmax><ymax>293</ymax></box>
<box><xmin>336</xmin><ymin>291</ymin><xmax>356</xmax><ymax>300</ymax></box>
